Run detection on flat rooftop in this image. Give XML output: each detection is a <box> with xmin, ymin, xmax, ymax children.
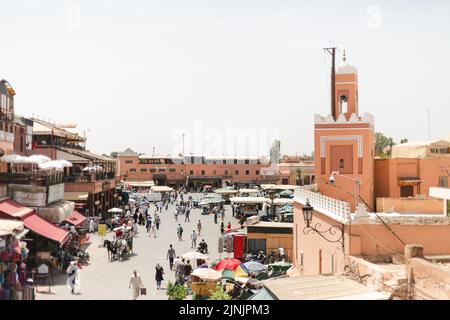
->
<box><xmin>262</xmin><ymin>274</ymin><xmax>390</xmax><ymax>300</ymax></box>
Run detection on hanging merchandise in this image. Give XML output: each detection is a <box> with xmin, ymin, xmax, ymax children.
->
<box><xmin>233</xmin><ymin>234</ymin><xmax>245</xmax><ymax>259</ymax></box>
<box><xmin>218</xmin><ymin>236</ymin><xmax>224</xmax><ymax>253</ymax></box>
<box><xmin>225</xmin><ymin>234</ymin><xmax>234</xmax><ymax>253</ymax></box>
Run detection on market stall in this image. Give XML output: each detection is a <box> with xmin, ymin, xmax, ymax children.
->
<box><xmin>0</xmin><ymin>219</ymin><xmax>31</xmax><ymax>300</ymax></box>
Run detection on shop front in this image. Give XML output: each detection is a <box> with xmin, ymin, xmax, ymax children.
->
<box><xmin>0</xmin><ymin>219</ymin><xmax>31</xmax><ymax>300</ymax></box>
<box><xmin>186</xmin><ymin>176</ymin><xmax>222</xmax><ymax>190</ymax></box>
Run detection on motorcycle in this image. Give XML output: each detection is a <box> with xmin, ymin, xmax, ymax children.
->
<box><xmin>197</xmin><ymin>243</ymin><xmax>208</xmax><ymax>254</ymax></box>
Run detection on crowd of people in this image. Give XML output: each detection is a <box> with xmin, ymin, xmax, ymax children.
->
<box><xmin>123</xmin><ymin>190</ymin><xmax>217</xmax><ymax>300</ymax></box>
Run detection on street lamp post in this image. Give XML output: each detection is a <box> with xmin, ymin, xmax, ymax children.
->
<box><xmin>302</xmin><ymin>199</ymin><xmax>344</xmax><ymax>251</ymax></box>
<box><xmin>268</xmin><ymin>188</ymin><xmax>276</xmax><ymax>221</ymax></box>
<box><xmin>329</xmin><ymin>171</ymin><xmax>361</xmax><ymax>210</ymax></box>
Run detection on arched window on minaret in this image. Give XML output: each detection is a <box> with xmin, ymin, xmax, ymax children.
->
<box><xmin>339</xmin><ymin>95</ymin><xmax>348</xmax><ymax>114</ymax></box>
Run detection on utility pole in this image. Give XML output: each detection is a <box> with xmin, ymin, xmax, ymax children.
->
<box><xmin>182</xmin><ymin>133</ymin><xmax>185</xmax><ymax>155</ymax></box>
<box><xmin>324</xmin><ymin>46</ymin><xmax>337</xmax><ymax>119</ymax></box>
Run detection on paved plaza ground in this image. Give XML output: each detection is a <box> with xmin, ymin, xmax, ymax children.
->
<box><xmin>36</xmin><ymin>194</ymin><xmax>240</xmax><ymax>300</ymax></box>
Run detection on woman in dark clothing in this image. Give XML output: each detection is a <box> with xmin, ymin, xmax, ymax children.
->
<box><xmin>220</xmin><ymin>222</ymin><xmax>225</xmax><ymax>234</ymax></box>
<box><xmin>155</xmin><ymin>262</ymin><xmax>164</xmax><ymax>290</ymax></box>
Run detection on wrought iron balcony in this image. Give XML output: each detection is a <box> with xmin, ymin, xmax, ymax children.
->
<box><xmin>0</xmin><ymin>171</ymin><xmax>64</xmax><ymax>187</ymax></box>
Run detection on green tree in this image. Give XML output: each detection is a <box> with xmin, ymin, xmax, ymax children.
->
<box><xmin>209</xmin><ymin>284</ymin><xmax>232</xmax><ymax>300</ymax></box>
<box><xmin>110</xmin><ymin>151</ymin><xmax>119</xmax><ymax>158</ymax></box>
<box><xmin>400</xmin><ymin>138</ymin><xmax>408</xmax><ymax>144</ymax></box>
<box><xmin>375</xmin><ymin>132</ymin><xmax>395</xmax><ymax>158</ymax></box>
<box><xmin>166</xmin><ymin>281</ymin><xmax>188</xmax><ymax>300</ymax></box>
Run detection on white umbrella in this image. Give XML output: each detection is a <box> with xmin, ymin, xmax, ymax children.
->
<box><xmin>26</xmin><ymin>154</ymin><xmax>51</xmax><ymax>164</ymax></box>
<box><xmin>0</xmin><ymin>154</ymin><xmax>27</xmax><ymax>163</ymax></box>
<box><xmin>38</xmin><ymin>160</ymin><xmax>65</xmax><ymax>170</ymax></box>
<box><xmin>191</xmin><ymin>268</ymin><xmax>222</xmax><ymax>281</ymax></box>
<box><xmin>59</xmin><ymin>159</ymin><xmax>73</xmax><ymax>167</ymax></box>
<box><xmin>182</xmin><ymin>251</ymin><xmax>209</xmax><ymax>260</ymax></box>
<box><xmin>108</xmin><ymin>208</ymin><xmax>123</xmax><ymax>213</ymax></box>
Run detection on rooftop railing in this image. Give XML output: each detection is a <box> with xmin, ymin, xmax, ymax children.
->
<box><xmin>294</xmin><ymin>184</ymin><xmax>351</xmax><ymax>223</ymax></box>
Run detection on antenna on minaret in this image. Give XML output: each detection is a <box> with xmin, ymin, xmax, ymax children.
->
<box><xmin>324</xmin><ymin>44</ymin><xmax>337</xmax><ymax>119</ymax></box>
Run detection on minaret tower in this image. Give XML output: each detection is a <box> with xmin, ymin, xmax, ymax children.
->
<box><xmin>314</xmin><ymin>49</ymin><xmax>375</xmax><ymax>212</ymax></box>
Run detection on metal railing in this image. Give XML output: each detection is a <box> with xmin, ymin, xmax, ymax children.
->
<box><xmin>63</xmin><ymin>172</ymin><xmax>116</xmax><ymax>183</ymax></box>
<box><xmin>294</xmin><ymin>184</ymin><xmax>351</xmax><ymax>222</ymax></box>
<box><xmin>0</xmin><ymin>171</ymin><xmax>64</xmax><ymax>187</ymax></box>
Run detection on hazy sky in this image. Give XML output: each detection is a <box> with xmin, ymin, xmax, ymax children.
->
<box><xmin>1</xmin><ymin>1</ymin><xmax>449</xmax><ymax>157</ymax></box>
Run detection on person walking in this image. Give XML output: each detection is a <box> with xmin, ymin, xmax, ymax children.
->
<box><xmin>174</xmin><ymin>208</ymin><xmax>178</xmax><ymax>221</ymax></box>
<box><xmin>89</xmin><ymin>218</ymin><xmax>95</xmax><ymax>233</ymax></box>
<box><xmin>155</xmin><ymin>262</ymin><xmax>164</xmax><ymax>290</ymax></box>
<box><xmin>197</xmin><ymin>220</ymin><xmax>202</xmax><ymax>236</ymax></box>
<box><xmin>227</xmin><ymin>221</ymin><xmax>232</xmax><ymax>231</ymax></box>
<box><xmin>240</xmin><ymin>215</ymin><xmax>246</xmax><ymax>229</ymax></box>
<box><xmin>129</xmin><ymin>270</ymin><xmax>144</xmax><ymax>300</ymax></box>
<box><xmin>149</xmin><ymin>223</ymin><xmax>157</xmax><ymax>238</ymax></box>
<box><xmin>133</xmin><ymin>221</ymin><xmax>139</xmax><ymax>237</ymax></box>
<box><xmin>220</xmin><ymin>222</ymin><xmax>225</xmax><ymax>234</ymax></box>
<box><xmin>214</xmin><ymin>210</ymin><xmax>218</xmax><ymax>224</ymax></box>
<box><xmin>154</xmin><ymin>214</ymin><xmax>161</xmax><ymax>230</ymax></box>
<box><xmin>184</xmin><ymin>260</ymin><xmax>192</xmax><ymax>283</ymax></box>
<box><xmin>176</xmin><ymin>259</ymin><xmax>186</xmax><ymax>285</ymax></box>
<box><xmin>66</xmin><ymin>261</ymin><xmax>80</xmax><ymax>295</ymax></box>
<box><xmin>185</xmin><ymin>207</ymin><xmax>190</xmax><ymax>223</ymax></box>
<box><xmin>221</xmin><ymin>207</ymin><xmax>225</xmax><ymax>221</ymax></box>
<box><xmin>173</xmin><ymin>256</ymin><xmax>182</xmax><ymax>278</ymax></box>
<box><xmin>167</xmin><ymin>245</ymin><xmax>176</xmax><ymax>270</ymax></box>
<box><xmin>190</xmin><ymin>230</ymin><xmax>198</xmax><ymax>249</ymax></box>
<box><xmin>177</xmin><ymin>224</ymin><xmax>183</xmax><ymax>241</ymax></box>
<box><xmin>146</xmin><ymin>216</ymin><xmax>152</xmax><ymax>233</ymax></box>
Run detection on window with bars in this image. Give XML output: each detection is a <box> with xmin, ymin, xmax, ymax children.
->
<box><xmin>439</xmin><ymin>176</ymin><xmax>448</xmax><ymax>188</ymax></box>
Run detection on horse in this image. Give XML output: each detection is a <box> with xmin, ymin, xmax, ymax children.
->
<box><xmin>104</xmin><ymin>239</ymin><xmax>118</xmax><ymax>262</ymax></box>
<box><xmin>115</xmin><ymin>239</ymin><xmax>130</xmax><ymax>261</ymax></box>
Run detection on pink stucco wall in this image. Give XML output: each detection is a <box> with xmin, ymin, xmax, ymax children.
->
<box><xmin>293</xmin><ymin>201</ymin><xmax>450</xmax><ymax>275</ymax></box>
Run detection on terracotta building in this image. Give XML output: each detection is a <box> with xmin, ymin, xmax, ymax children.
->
<box><xmin>31</xmin><ymin>118</ymin><xmax>118</xmax><ymax>217</ymax></box>
<box><xmin>0</xmin><ymin>80</ymin><xmax>16</xmax><ymax>172</ymax></box>
<box><xmin>374</xmin><ymin>139</ymin><xmax>450</xmax><ymax>213</ymax></box>
<box><xmin>118</xmin><ymin>149</ymin><xmax>275</xmax><ymax>188</ymax></box>
<box><xmin>277</xmin><ymin>159</ymin><xmax>315</xmax><ymax>186</ymax></box>
<box><xmin>291</xmin><ymin>53</ymin><xmax>450</xmax><ymax>299</ymax></box>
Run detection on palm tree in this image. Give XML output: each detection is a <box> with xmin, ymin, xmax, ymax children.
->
<box><xmin>295</xmin><ymin>169</ymin><xmax>303</xmax><ymax>186</ymax></box>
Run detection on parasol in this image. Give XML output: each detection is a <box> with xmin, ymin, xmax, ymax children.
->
<box><xmin>27</xmin><ymin>154</ymin><xmax>52</xmax><ymax>164</ymax></box>
<box><xmin>212</xmin><ymin>258</ymin><xmax>243</xmax><ymax>272</ymax></box>
<box><xmin>108</xmin><ymin>208</ymin><xmax>123</xmax><ymax>213</ymax></box>
<box><xmin>182</xmin><ymin>251</ymin><xmax>209</xmax><ymax>260</ymax></box>
<box><xmin>243</xmin><ymin>261</ymin><xmax>268</xmax><ymax>273</ymax></box>
<box><xmin>0</xmin><ymin>154</ymin><xmax>27</xmax><ymax>163</ymax></box>
<box><xmin>191</xmin><ymin>268</ymin><xmax>222</xmax><ymax>281</ymax></box>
